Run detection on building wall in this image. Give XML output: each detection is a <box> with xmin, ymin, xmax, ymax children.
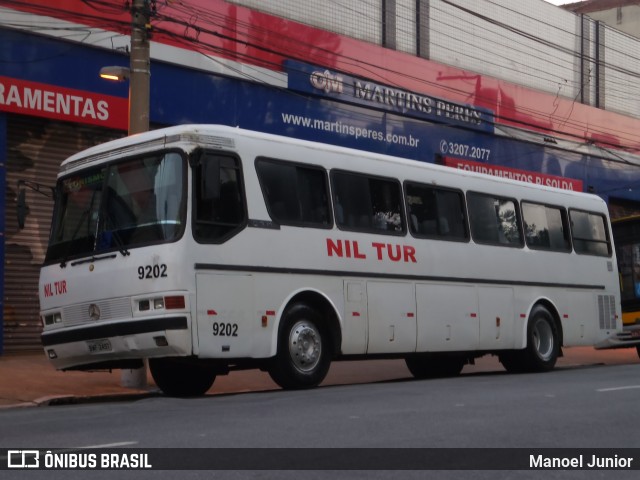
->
<box><xmin>430</xmin><ymin>0</ymin><xmax>585</xmax><ymax>106</ymax></box>
<box><xmin>567</xmin><ymin>2</ymin><xmax>640</xmax><ymax>37</ymax></box>
<box><xmin>227</xmin><ymin>0</ymin><xmax>383</xmax><ymax>44</ymax></box>
<box><xmin>602</xmin><ymin>24</ymin><xmax>640</xmax><ymax>116</ymax></box>
<box><xmin>226</xmin><ymin>0</ymin><xmax>640</xmax><ymax>119</ymax></box>
<box><xmin>563</xmin><ymin>1</ymin><xmax>640</xmax><ymax>116</ymax></box>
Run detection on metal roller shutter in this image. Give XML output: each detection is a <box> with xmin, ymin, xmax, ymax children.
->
<box><xmin>3</xmin><ymin>115</ymin><xmax>123</xmax><ymax>351</ymax></box>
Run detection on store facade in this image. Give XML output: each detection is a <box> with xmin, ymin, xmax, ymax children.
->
<box><xmin>3</xmin><ymin>2</ymin><xmax>640</xmax><ymax>351</ymax></box>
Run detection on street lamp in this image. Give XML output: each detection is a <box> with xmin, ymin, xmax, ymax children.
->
<box><xmin>99</xmin><ymin>65</ymin><xmax>130</xmax><ymax>82</ymax></box>
<box><xmin>99</xmin><ymin>61</ymin><xmax>148</xmax><ymax>135</ymax></box>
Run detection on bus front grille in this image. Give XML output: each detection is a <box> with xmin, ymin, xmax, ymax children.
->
<box><xmin>63</xmin><ymin>298</ymin><xmax>132</xmax><ymax>326</ymax></box>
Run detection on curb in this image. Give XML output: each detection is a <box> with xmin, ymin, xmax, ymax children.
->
<box><xmin>41</xmin><ymin>391</ymin><xmax>162</xmax><ymax>406</ymax></box>
<box><xmin>0</xmin><ymin>391</ymin><xmax>161</xmax><ymax>409</ymax></box>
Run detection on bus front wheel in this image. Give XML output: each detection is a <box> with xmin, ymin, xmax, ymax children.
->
<box><xmin>268</xmin><ymin>304</ymin><xmax>332</xmax><ymax>390</ymax></box>
<box><xmin>499</xmin><ymin>305</ymin><xmax>560</xmax><ymax>373</ymax></box>
<box><xmin>149</xmin><ymin>357</ymin><xmax>216</xmax><ymax>397</ymax></box>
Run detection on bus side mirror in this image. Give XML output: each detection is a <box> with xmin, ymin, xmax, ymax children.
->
<box><xmin>17</xmin><ymin>187</ymin><xmax>27</xmax><ymax>229</ymax></box>
<box><xmin>16</xmin><ymin>180</ymin><xmax>54</xmax><ymax>229</ymax></box>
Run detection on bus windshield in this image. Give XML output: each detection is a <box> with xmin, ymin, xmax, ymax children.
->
<box><xmin>45</xmin><ymin>151</ymin><xmax>186</xmax><ymax>264</ymax></box>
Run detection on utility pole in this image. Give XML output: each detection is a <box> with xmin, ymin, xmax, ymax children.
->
<box><xmin>121</xmin><ymin>0</ymin><xmax>151</xmax><ymax>389</ymax></box>
<box><xmin>128</xmin><ymin>0</ymin><xmax>151</xmax><ymax>135</ymax></box>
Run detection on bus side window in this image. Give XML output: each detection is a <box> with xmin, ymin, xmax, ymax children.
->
<box><xmin>193</xmin><ymin>153</ymin><xmax>246</xmax><ymax>243</ymax></box>
<box><xmin>468</xmin><ymin>192</ymin><xmax>523</xmax><ymax>247</ymax></box>
<box><xmin>405</xmin><ymin>182</ymin><xmax>468</xmax><ymax>241</ymax></box>
<box><xmin>522</xmin><ymin>202</ymin><xmax>571</xmax><ymax>252</ymax></box>
<box><xmin>255</xmin><ymin>158</ymin><xmax>331</xmax><ymax>228</ymax></box>
<box><xmin>331</xmin><ymin>170</ymin><xmax>405</xmax><ymax>235</ymax></box>
<box><xmin>570</xmin><ymin>209</ymin><xmax>611</xmax><ymax>256</ymax></box>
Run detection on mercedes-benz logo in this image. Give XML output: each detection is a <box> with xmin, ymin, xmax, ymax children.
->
<box><xmin>88</xmin><ymin>304</ymin><xmax>101</xmax><ymax>321</ymax></box>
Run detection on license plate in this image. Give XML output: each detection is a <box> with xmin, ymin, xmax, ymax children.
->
<box><xmin>87</xmin><ymin>339</ymin><xmax>112</xmax><ymax>354</ymax></box>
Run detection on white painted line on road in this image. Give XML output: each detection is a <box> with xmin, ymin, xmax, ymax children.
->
<box><xmin>597</xmin><ymin>385</ymin><xmax>640</xmax><ymax>392</ymax></box>
<box><xmin>77</xmin><ymin>441</ymin><xmax>139</xmax><ymax>449</ymax></box>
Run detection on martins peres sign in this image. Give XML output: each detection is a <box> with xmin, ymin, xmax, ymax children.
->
<box><xmin>286</xmin><ymin>60</ymin><xmax>494</xmax><ymax>133</ymax></box>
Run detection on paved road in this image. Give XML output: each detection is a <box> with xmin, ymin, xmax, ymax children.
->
<box><xmin>210</xmin><ymin>345</ymin><xmax>639</xmax><ymax>395</ymax></box>
<box><xmin>1</xmin><ymin>347</ymin><xmax>639</xmax><ymax>480</ymax></box>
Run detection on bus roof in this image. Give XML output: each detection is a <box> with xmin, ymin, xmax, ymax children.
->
<box><xmin>60</xmin><ymin>124</ymin><xmax>605</xmax><ymax>208</ymax></box>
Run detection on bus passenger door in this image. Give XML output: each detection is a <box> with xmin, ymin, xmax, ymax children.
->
<box><xmin>415</xmin><ymin>283</ymin><xmax>479</xmax><ymax>351</ymax></box>
<box><xmin>195</xmin><ymin>273</ymin><xmax>255</xmax><ymax>358</ymax></box>
<box><xmin>342</xmin><ymin>281</ymin><xmax>368</xmax><ymax>354</ymax></box>
<box><xmin>366</xmin><ymin>281</ymin><xmax>416</xmax><ymax>354</ymax></box>
<box><xmin>478</xmin><ymin>286</ymin><xmax>514</xmax><ymax>349</ymax></box>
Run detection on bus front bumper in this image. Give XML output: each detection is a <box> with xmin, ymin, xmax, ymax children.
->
<box><xmin>40</xmin><ymin>316</ymin><xmax>192</xmax><ymax>371</ymax></box>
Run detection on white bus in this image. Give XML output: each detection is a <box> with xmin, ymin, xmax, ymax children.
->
<box><xmin>34</xmin><ymin>125</ymin><xmax>623</xmax><ymax>396</ymax></box>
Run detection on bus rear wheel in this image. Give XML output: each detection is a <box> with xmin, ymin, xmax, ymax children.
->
<box><xmin>499</xmin><ymin>305</ymin><xmax>560</xmax><ymax>373</ymax></box>
<box><xmin>405</xmin><ymin>355</ymin><xmax>465</xmax><ymax>379</ymax></box>
<box><xmin>149</xmin><ymin>357</ymin><xmax>216</xmax><ymax>397</ymax></box>
<box><xmin>268</xmin><ymin>304</ymin><xmax>332</xmax><ymax>390</ymax></box>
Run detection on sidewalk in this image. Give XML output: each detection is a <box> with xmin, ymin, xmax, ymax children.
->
<box><xmin>0</xmin><ymin>351</ymin><xmax>156</xmax><ymax>409</ymax></box>
<box><xmin>1</xmin><ymin>347</ymin><xmax>638</xmax><ymax>409</ymax></box>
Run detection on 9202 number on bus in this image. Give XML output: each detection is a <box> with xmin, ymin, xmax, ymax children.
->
<box><xmin>137</xmin><ymin>264</ymin><xmax>168</xmax><ymax>279</ymax></box>
<box><xmin>213</xmin><ymin>322</ymin><xmax>238</xmax><ymax>337</ymax></box>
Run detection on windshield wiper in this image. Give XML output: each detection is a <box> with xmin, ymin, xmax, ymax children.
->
<box><xmin>109</xmin><ymin>228</ymin><xmax>131</xmax><ymax>257</ymax></box>
<box><xmin>70</xmin><ymin>253</ymin><xmax>118</xmax><ymax>266</ymax></box>
<box><xmin>101</xmin><ymin>196</ymin><xmax>131</xmax><ymax>258</ymax></box>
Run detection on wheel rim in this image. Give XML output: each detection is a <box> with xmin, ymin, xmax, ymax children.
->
<box><xmin>532</xmin><ymin>317</ymin><xmax>554</xmax><ymax>361</ymax></box>
<box><xmin>288</xmin><ymin>319</ymin><xmax>322</xmax><ymax>373</ymax></box>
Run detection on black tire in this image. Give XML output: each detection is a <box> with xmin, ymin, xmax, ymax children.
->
<box><xmin>499</xmin><ymin>305</ymin><xmax>560</xmax><ymax>373</ymax></box>
<box><xmin>268</xmin><ymin>304</ymin><xmax>333</xmax><ymax>390</ymax></box>
<box><xmin>636</xmin><ymin>345</ymin><xmax>640</xmax><ymax>360</ymax></box>
<box><xmin>405</xmin><ymin>355</ymin><xmax>465</xmax><ymax>379</ymax></box>
<box><xmin>149</xmin><ymin>357</ymin><xmax>216</xmax><ymax>397</ymax></box>
<box><xmin>498</xmin><ymin>350</ymin><xmax>526</xmax><ymax>374</ymax></box>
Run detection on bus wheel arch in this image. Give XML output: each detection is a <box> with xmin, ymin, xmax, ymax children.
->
<box><xmin>499</xmin><ymin>300</ymin><xmax>562</xmax><ymax>373</ymax></box>
<box><xmin>534</xmin><ymin>299</ymin><xmax>564</xmax><ymax>349</ymax></box>
<box><xmin>279</xmin><ymin>290</ymin><xmax>342</xmax><ymax>356</ymax></box>
<box><xmin>268</xmin><ymin>292</ymin><xmax>340</xmax><ymax>390</ymax></box>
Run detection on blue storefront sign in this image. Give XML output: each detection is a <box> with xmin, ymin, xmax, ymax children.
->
<box><xmin>2</xmin><ymin>27</ymin><xmax>640</xmax><ymax>202</ymax></box>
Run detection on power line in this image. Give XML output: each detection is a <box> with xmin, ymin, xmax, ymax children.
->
<box><xmin>150</xmin><ymin>1</ymin><xmax>640</xmax><ymax>150</ymax></box>
<box><xmin>4</xmin><ymin>0</ymin><xmax>640</xmax><ymax>154</ymax></box>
